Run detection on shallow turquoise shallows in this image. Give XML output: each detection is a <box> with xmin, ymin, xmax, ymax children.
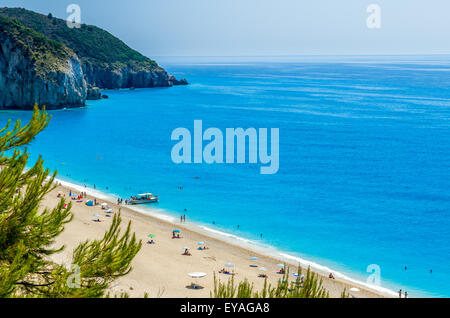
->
<box><xmin>1</xmin><ymin>55</ymin><xmax>450</xmax><ymax>297</ymax></box>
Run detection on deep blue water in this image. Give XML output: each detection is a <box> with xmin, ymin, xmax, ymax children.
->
<box><xmin>1</xmin><ymin>55</ymin><xmax>450</xmax><ymax>297</ymax></box>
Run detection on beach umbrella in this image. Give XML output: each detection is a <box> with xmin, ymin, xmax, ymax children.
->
<box><xmin>225</xmin><ymin>263</ymin><xmax>235</xmax><ymax>268</ymax></box>
<box><xmin>350</xmin><ymin>287</ymin><xmax>360</xmax><ymax>292</ymax></box>
<box><xmin>93</xmin><ymin>213</ymin><xmax>101</xmax><ymax>217</ymax></box>
<box><xmin>188</xmin><ymin>272</ymin><xmax>206</xmax><ymax>289</ymax></box>
<box><xmin>250</xmin><ymin>257</ymin><xmax>259</xmax><ymax>261</ymax></box>
<box><xmin>277</xmin><ymin>264</ymin><xmax>285</xmax><ymax>268</ymax></box>
<box><xmin>173</xmin><ymin>229</ymin><xmax>181</xmax><ymax>233</ymax></box>
<box><xmin>148</xmin><ymin>234</ymin><xmax>155</xmax><ymax>238</ymax></box>
<box><xmin>198</xmin><ymin>242</ymin><xmax>205</xmax><ymax>245</ymax></box>
<box><xmin>106</xmin><ymin>209</ymin><xmax>113</xmax><ymax>214</ymax></box>
<box><xmin>183</xmin><ymin>247</ymin><xmax>190</xmax><ymax>250</ymax></box>
<box><xmin>259</xmin><ymin>267</ymin><xmax>267</xmax><ymax>271</ymax></box>
<box><xmin>188</xmin><ymin>272</ymin><xmax>206</xmax><ymax>278</ymax></box>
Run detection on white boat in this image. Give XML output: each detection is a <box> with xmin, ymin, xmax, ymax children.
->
<box><xmin>129</xmin><ymin>193</ymin><xmax>159</xmax><ymax>205</ymax></box>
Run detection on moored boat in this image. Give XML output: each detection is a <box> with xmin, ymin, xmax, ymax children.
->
<box><xmin>128</xmin><ymin>193</ymin><xmax>159</xmax><ymax>205</ymax></box>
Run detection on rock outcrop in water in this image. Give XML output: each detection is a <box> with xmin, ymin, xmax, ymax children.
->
<box><xmin>0</xmin><ymin>15</ymin><xmax>86</xmax><ymax>110</ymax></box>
<box><xmin>86</xmin><ymin>86</ymin><xmax>102</xmax><ymax>100</ymax></box>
<box><xmin>0</xmin><ymin>7</ymin><xmax>187</xmax><ymax>109</ymax></box>
<box><xmin>169</xmin><ymin>75</ymin><xmax>189</xmax><ymax>86</ymax></box>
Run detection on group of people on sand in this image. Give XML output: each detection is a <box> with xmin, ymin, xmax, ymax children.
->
<box><xmin>198</xmin><ymin>245</ymin><xmax>209</xmax><ymax>251</ymax></box>
<box><xmin>172</xmin><ymin>231</ymin><xmax>182</xmax><ymax>239</ymax></box>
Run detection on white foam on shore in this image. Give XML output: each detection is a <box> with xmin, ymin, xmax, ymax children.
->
<box><xmin>196</xmin><ymin>226</ymin><xmax>397</xmax><ymax>297</ymax></box>
<box><xmin>54</xmin><ymin>177</ymin><xmax>397</xmax><ymax>297</ymax></box>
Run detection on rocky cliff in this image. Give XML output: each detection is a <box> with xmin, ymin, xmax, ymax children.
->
<box><xmin>0</xmin><ymin>15</ymin><xmax>86</xmax><ymax>110</ymax></box>
<box><xmin>82</xmin><ymin>63</ymin><xmax>172</xmax><ymax>89</ymax></box>
<box><xmin>0</xmin><ymin>8</ymin><xmax>188</xmax><ymax>92</ymax></box>
<box><xmin>0</xmin><ymin>8</ymin><xmax>188</xmax><ymax>109</ymax></box>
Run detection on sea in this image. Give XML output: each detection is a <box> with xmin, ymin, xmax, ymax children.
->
<box><xmin>1</xmin><ymin>55</ymin><xmax>449</xmax><ymax>297</ymax></box>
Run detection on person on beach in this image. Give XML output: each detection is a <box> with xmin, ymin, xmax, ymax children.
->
<box><xmin>404</xmin><ymin>291</ymin><xmax>408</xmax><ymax>298</ymax></box>
<box><xmin>329</xmin><ymin>273</ymin><xmax>335</xmax><ymax>279</ymax></box>
<box><xmin>183</xmin><ymin>249</ymin><xmax>192</xmax><ymax>256</ymax></box>
<box><xmin>398</xmin><ymin>289</ymin><xmax>402</xmax><ymax>298</ymax></box>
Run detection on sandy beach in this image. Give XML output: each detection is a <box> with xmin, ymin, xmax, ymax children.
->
<box><xmin>44</xmin><ymin>183</ymin><xmax>391</xmax><ymax>298</ymax></box>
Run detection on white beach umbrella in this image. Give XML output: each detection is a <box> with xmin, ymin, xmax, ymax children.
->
<box><xmin>350</xmin><ymin>287</ymin><xmax>360</xmax><ymax>292</ymax></box>
<box><xmin>188</xmin><ymin>272</ymin><xmax>207</xmax><ymax>278</ymax></box>
<box><xmin>225</xmin><ymin>263</ymin><xmax>235</xmax><ymax>268</ymax></box>
<box><xmin>183</xmin><ymin>247</ymin><xmax>190</xmax><ymax>250</ymax></box>
<box><xmin>259</xmin><ymin>267</ymin><xmax>267</xmax><ymax>271</ymax></box>
<box><xmin>250</xmin><ymin>257</ymin><xmax>259</xmax><ymax>261</ymax></box>
<box><xmin>188</xmin><ymin>272</ymin><xmax>206</xmax><ymax>289</ymax></box>
<box><xmin>277</xmin><ymin>264</ymin><xmax>285</xmax><ymax>268</ymax></box>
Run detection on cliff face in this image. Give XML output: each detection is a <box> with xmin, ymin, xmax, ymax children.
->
<box><xmin>0</xmin><ymin>8</ymin><xmax>187</xmax><ymax>91</ymax></box>
<box><xmin>0</xmin><ymin>8</ymin><xmax>188</xmax><ymax>109</ymax></box>
<box><xmin>83</xmin><ymin>64</ymin><xmax>172</xmax><ymax>89</ymax></box>
<box><xmin>0</xmin><ymin>24</ymin><xmax>86</xmax><ymax>110</ymax></box>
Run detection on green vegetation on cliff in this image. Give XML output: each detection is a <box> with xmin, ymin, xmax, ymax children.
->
<box><xmin>0</xmin><ymin>14</ymin><xmax>73</xmax><ymax>77</ymax></box>
<box><xmin>0</xmin><ymin>7</ymin><xmax>159</xmax><ymax>71</ymax></box>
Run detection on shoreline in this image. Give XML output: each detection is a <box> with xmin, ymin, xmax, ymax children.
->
<box><xmin>51</xmin><ymin>177</ymin><xmax>396</xmax><ymax>298</ymax></box>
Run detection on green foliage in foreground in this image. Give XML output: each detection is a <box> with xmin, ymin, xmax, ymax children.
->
<box><xmin>211</xmin><ymin>266</ymin><xmax>330</xmax><ymax>298</ymax></box>
<box><xmin>0</xmin><ymin>106</ymin><xmax>142</xmax><ymax>298</ymax></box>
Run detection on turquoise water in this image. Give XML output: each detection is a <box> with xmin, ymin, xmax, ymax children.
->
<box><xmin>2</xmin><ymin>55</ymin><xmax>450</xmax><ymax>297</ymax></box>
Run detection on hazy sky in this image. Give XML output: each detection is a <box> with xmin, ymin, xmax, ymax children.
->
<box><xmin>3</xmin><ymin>0</ymin><xmax>450</xmax><ymax>57</ymax></box>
